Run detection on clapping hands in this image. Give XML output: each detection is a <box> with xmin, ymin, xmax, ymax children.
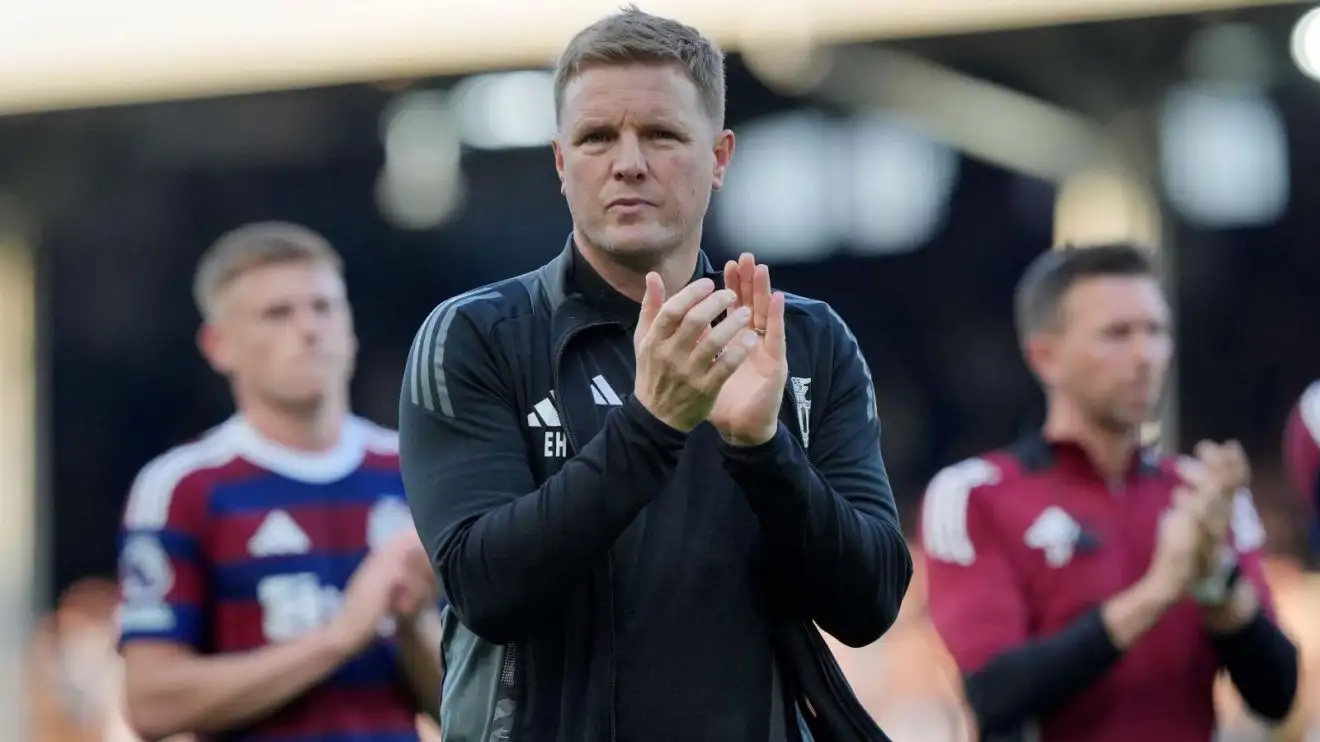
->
<box><xmin>1147</xmin><ymin>440</ymin><xmax>1253</xmax><ymax>604</ymax></box>
<box><xmin>631</xmin><ymin>252</ymin><xmax>788</xmax><ymax>445</ymax></box>
<box><xmin>1174</xmin><ymin>440</ymin><xmax>1250</xmax><ymax>582</ymax></box>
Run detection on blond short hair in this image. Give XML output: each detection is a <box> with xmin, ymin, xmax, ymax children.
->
<box><xmin>553</xmin><ymin>5</ymin><xmax>726</xmax><ymax>128</ymax></box>
<box><xmin>193</xmin><ymin>221</ymin><xmax>343</xmax><ymax>318</ymax></box>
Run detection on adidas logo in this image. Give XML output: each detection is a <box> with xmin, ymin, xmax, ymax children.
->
<box><xmin>588</xmin><ymin>375</ymin><xmax>623</xmax><ymax>406</ymax></box>
<box><xmin>526</xmin><ymin>376</ymin><xmax>623</xmax><ymax>428</ymax></box>
<box><xmin>248</xmin><ymin>510</ymin><xmax>312</xmax><ymax>557</ymax></box>
<box><xmin>526</xmin><ymin>395</ymin><xmax>561</xmax><ymax>429</ymax></box>
<box><xmin>527</xmin><ymin>376</ymin><xmax>623</xmax><ymax>459</ymax></box>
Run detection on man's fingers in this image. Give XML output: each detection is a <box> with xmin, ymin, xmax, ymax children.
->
<box><xmin>1197</xmin><ymin>441</ymin><xmax>1228</xmax><ymax>479</ymax></box>
<box><xmin>649</xmin><ymin>278</ymin><xmax>716</xmax><ymax>339</ymax></box>
<box><xmin>752</xmin><ymin>263</ymin><xmax>772</xmax><ymax>331</ymax></box>
<box><xmin>1179</xmin><ymin>484</ymin><xmax>1230</xmax><ymax>539</ymax></box>
<box><xmin>695</xmin><ymin>306</ymin><xmax>752</xmax><ymax>365</ymax></box>
<box><xmin>723</xmin><ymin>260</ymin><xmax>740</xmax><ymax>306</ymax></box>
<box><xmin>1197</xmin><ymin>440</ymin><xmax>1244</xmax><ymax>499</ymax></box>
<box><xmin>702</xmin><ymin>329</ymin><xmax>759</xmax><ymax>389</ymax></box>
<box><xmin>1176</xmin><ymin>456</ymin><xmax>1214</xmax><ymax>493</ymax></box>
<box><xmin>1193</xmin><ymin>439</ymin><xmax>1218</xmax><ymax>462</ymax></box>
<box><xmin>1170</xmin><ymin>485</ymin><xmax>1200</xmax><ymax>515</ymax></box>
<box><xmin>763</xmin><ymin>291</ymin><xmax>787</xmax><ymax>354</ymax></box>
<box><xmin>667</xmin><ymin>288</ymin><xmax>738</xmax><ymax>350</ymax></box>
<box><xmin>637</xmin><ymin>272</ymin><xmax>667</xmax><ymax>338</ymax></box>
<box><xmin>1222</xmin><ymin>439</ymin><xmax>1250</xmax><ymax>488</ymax></box>
<box><xmin>738</xmin><ymin>253</ymin><xmax>755</xmax><ymax>311</ymax></box>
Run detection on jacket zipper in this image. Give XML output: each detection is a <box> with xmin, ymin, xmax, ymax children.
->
<box><xmin>552</xmin><ymin>319</ymin><xmax>619</xmax><ymax>742</ymax></box>
<box><xmin>500</xmin><ymin>640</ymin><xmax>518</xmax><ymax>708</ymax></box>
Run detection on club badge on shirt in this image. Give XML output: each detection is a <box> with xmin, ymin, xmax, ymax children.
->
<box><xmin>790</xmin><ymin>377</ymin><xmax>812</xmax><ymax>449</ymax></box>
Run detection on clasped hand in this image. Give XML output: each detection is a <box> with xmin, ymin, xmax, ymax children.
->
<box><xmin>633</xmin><ymin>253</ymin><xmax>788</xmax><ymax>446</ymax></box>
<box><xmin>1152</xmin><ymin>440</ymin><xmax>1251</xmax><ymax>595</ymax></box>
<box><xmin>330</xmin><ymin>529</ymin><xmax>437</xmax><ymax>653</ymax></box>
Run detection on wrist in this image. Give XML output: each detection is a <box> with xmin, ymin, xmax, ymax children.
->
<box><xmin>1135</xmin><ymin>570</ymin><xmax>1184</xmax><ymax>612</ymax></box>
<box><xmin>1192</xmin><ymin>549</ymin><xmax>1240</xmax><ymax>606</ymax></box>
<box><xmin>316</xmin><ymin>620</ymin><xmax>363</xmax><ymax>662</ymax></box>
<box><xmin>394</xmin><ymin>603</ymin><xmax>436</xmax><ymax>633</ymax></box>
<box><xmin>622</xmin><ymin>395</ymin><xmax>695</xmax><ymax>442</ymax></box>
<box><xmin>1103</xmin><ymin>575</ymin><xmax>1180</xmax><ymax>650</ymax></box>
<box><xmin>1203</xmin><ymin>581</ymin><xmax>1259</xmax><ymax>635</ymax></box>
<box><xmin>394</xmin><ymin>610</ymin><xmax>418</xmax><ymax>633</ymax></box>
<box><xmin>718</xmin><ymin>422</ymin><xmax>779</xmax><ymax>448</ymax></box>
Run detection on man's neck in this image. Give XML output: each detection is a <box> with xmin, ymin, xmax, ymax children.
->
<box><xmin>237</xmin><ymin>395</ymin><xmax>347</xmax><ymax>452</ymax></box>
<box><xmin>1043</xmin><ymin>404</ymin><xmax>1139</xmax><ymax>485</ymax></box>
<box><xmin>573</xmin><ymin>229</ymin><xmax>702</xmax><ymax>304</ymax></box>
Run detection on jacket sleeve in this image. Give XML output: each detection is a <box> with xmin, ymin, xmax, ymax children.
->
<box><xmin>716</xmin><ymin>310</ymin><xmax>912</xmax><ymax>647</ymax></box>
<box><xmin>1212</xmin><ymin>490</ymin><xmax>1299</xmax><ymax>722</ymax></box>
<box><xmin>922</xmin><ymin>460</ymin><xmax>1123</xmax><ymax>736</ymax></box>
<box><xmin>398</xmin><ymin>297</ymin><xmax>688</xmax><ymax>643</ymax></box>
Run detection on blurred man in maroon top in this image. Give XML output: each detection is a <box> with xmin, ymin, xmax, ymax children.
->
<box><xmin>1284</xmin><ymin>381</ymin><xmax>1320</xmax><ymax>550</ymax></box>
<box><xmin>920</xmin><ymin>244</ymin><xmax>1297</xmax><ymax>742</ymax></box>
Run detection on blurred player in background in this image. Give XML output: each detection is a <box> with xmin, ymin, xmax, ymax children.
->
<box><xmin>1285</xmin><ymin>381</ymin><xmax>1320</xmax><ymax>556</ymax></box>
<box><xmin>921</xmin><ymin>244</ymin><xmax>1297</xmax><ymax>742</ymax></box>
<box><xmin>26</xmin><ymin>578</ymin><xmax>171</xmax><ymax>742</ymax></box>
<box><xmin>115</xmin><ymin>223</ymin><xmax>443</xmax><ymax>742</ymax></box>
<box><xmin>1217</xmin><ymin>381</ymin><xmax>1320</xmax><ymax>741</ymax></box>
<box><xmin>1271</xmin><ymin>381</ymin><xmax>1320</xmax><ymax>739</ymax></box>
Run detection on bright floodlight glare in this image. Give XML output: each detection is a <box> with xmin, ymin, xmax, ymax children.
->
<box><xmin>848</xmin><ymin>112</ymin><xmax>957</xmax><ymax>255</ymax></box>
<box><xmin>377</xmin><ymin>89</ymin><xmax>464</xmax><ymax>230</ymax></box>
<box><xmin>380</xmin><ymin>90</ymin><xmax>460</xmax><ymax>180</ymax></box>
<box><xmin>712</xmin><ymin>110</ymin><xmax>835</xmax><ymax>262</ymax></box>
<box><xmin>1290</xmin><ymin>7</ymin><xmax>1320</xmax><ymax>81</ymax></box>
<box><xmin>375</xmin><ymin>168</ymin><xmax>464</xmax><ymax>231</ymax></box>
<box><xmin>1159</xmin><ymin>84</ymin><xmax>1288</xmax><ymax>229</ymax></box>
<box><xmin>451</xmin><ymin>71</ymin><xmax>556</xmax><ymax>150</ymax></box>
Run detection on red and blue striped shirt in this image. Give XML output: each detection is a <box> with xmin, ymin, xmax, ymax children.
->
<box><xmin>118</xmin><ymin>415</ymin><xmax>423</xmax><ymax>742</ymax></box>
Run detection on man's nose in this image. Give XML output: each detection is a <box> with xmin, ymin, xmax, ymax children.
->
<box><xmin>611</xmin><ymin>132</ymin><xmax>646</xmax><ymax>181</ymax></box>
<box><xmin>296</xmin><ymin>308</ymin><xmax>325</xmax><ymax>343</ymax></box>
<box><xmin>1129</xmin><ymin>330</ymin><xmax>1162</xmax><ymax>369</ymax></box>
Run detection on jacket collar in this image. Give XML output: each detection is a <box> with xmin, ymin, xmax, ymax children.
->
<box><xmin>1010</xmin><ymin>428</ymin><xmax>1162</xmax><ymax>479</ymax></box>
<box><xmin>540</xmin><ymin>234</ymin><xmax>720</xmax><ymax>350</ymax></box>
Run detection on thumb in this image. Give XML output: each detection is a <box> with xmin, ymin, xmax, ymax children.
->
<box><xmin>637</xmin><ymin>272</ymin><xmax>664</xmax><ymax>336</ymax></box>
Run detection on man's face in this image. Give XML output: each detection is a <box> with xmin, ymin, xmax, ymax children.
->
<box><xmin>553</xmin><ymin>63</ymin><xmax>734</xmax><ymax>267</ymax></box>
<box><xmin>202</xmin><ymin>261</ymin><xmax>356</xmax><ymax>413</ymax></box>
<box><xmin>1036</xmin><ymin>275</ymin><xmax>1172</xmax><ymax>433</ymax></box>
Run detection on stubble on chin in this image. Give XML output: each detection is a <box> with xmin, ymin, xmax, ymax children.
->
<box><xmin>587</xmin><ymin>226</ymin><xmax>684</xmax><ymax>272</ymax></box>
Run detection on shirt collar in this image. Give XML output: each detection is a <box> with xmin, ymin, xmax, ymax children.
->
<box><xmin>1011</xmin><ymin>428</ymin><xmax>1162</xmax><ymax>479</ymax></box>
<box><xmin>566</xmin><ymin>238</ymin><xmax>720</xmax><ymax>327</ymax></box>
<box><xmin>568</xmin><ymin>242</ymin><xmax>643</xmax><ymax>324</ymax></box>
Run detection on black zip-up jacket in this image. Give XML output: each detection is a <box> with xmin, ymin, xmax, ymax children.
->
<box><xmin>398</xmin><ymin>241</ymin><xmax>912</xmax><ymax>741</ymax></box>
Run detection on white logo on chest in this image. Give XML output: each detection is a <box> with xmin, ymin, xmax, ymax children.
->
<box><xmin>1024</xmin><ymin>506</ymin><xmax>1082</xmax><ymax>568</ymax></box>
<box><xmin>247</xmin><ymin>510</ymin><xmax>311</xmax><ymax>557</ymax></box>
<box><xmin>526</xmin><ymin>376</ymin><xmax>623</xmax><ymax>460</ymax></box>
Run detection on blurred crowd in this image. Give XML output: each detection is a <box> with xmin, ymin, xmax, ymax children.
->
<box><xmin>26</xmin><ymin>541</ymin><xmax>1320</xmax><ymax>742</ymax></box>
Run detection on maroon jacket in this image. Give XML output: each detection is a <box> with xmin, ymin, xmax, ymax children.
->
<box><xmin>920</xmin><ymin>434</ymin><xmax>1275</xmax><ymax>742</ymax></box>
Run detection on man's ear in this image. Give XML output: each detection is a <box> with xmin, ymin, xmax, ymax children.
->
<box><xmin>551</xmin><ymin>138</ymin><xmax>566</xmax><ymax>194</ymax></box>
<box><xmin>1024</xmin><ymin>332</ymin><xmax>1058</xmax><ymax>386</ymax></box>
<box><xmin>711</xmin><ymin>129</ymin><xmax>735</xmax><ymax>191</ymax></box>
<box><xmin>198</xmin><ymin>322</ymin><xmax>234</xmax><ymax>375</ymax></box>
